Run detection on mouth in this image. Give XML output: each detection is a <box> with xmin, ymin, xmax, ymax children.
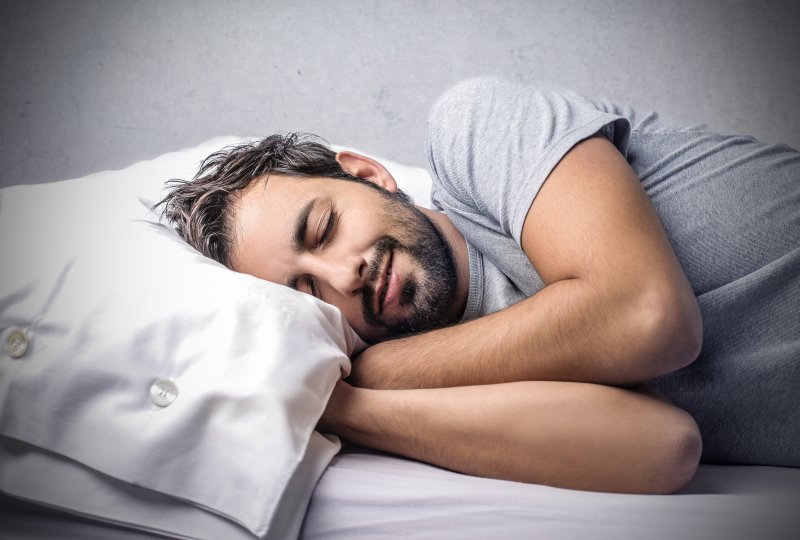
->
<box><xmin>376</xmin><ymin>249</ymin><xmax>394</xmax><ymax>315</ymax></box>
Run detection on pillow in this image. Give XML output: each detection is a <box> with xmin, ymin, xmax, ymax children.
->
<box><xmin>0</xmin><ymin>137</ymin><xmax>433</xmax><ymax>539</ymax></box>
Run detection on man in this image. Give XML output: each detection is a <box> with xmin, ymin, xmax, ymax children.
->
<box><xmin>160</xmin><ymin>78</ymin><xmax>799</xmax><ymax>494</ymax></box>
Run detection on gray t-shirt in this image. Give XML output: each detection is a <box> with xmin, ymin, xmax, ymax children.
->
<box><xmin>425</xmin><ymin>77</ymin><xmax>799</xmax><ymax>466</ymax></box>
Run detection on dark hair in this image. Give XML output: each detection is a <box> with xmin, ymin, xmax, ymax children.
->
<box><xmin>155</xmin><ymin>133</ymin><xmax>364</xmax><ymax>267</ymax></box>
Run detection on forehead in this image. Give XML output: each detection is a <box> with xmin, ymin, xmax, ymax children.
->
<box><xmin>234</xmin><ymin>173</ymin><xmax>311</xmax><ymax>236</ymax></box>
<box><xmin>229</xmin><ymin>175</ymin><xmax>319</xmax><ymax>273</ymax></box>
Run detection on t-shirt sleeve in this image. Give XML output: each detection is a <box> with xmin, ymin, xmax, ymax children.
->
<box><xmin>425</xmin><ymin>77</ymin><xmax>631</xmax><ymax>245</ymax></box>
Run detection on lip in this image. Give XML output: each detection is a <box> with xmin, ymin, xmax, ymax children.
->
<box><xmin>381</xmin><ymin>255</ymin><xmax>400</xmax><ymax>313</ymax></box>
<box><xmin>375</xmin><ymin>250</ymin><xmax>393</xmax><ymax>315</ymax></box>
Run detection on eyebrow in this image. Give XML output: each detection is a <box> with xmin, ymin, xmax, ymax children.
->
<box><xmin>292</xmin><ymin>198</ymin><xmax>317</xmax><ymax>251</ymax></box>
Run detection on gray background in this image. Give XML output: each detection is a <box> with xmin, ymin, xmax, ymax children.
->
<box><xmin>1</xmin><ymin>0</ymin><xmax>798</xmax><ymax>188</ymax></box>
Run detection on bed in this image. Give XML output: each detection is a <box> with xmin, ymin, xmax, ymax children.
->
<box><xmin>3</xmin><ymin>448</ymin><xmax>799</xmax><ymax>539</ymax></box>
<box><xmin>1</xmin><ymin>138</ymin><xmax>797</xmax><ymax>540</ymax></box>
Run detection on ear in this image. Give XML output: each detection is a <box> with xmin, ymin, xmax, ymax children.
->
<box><xmin>335</xmin><ymin>151</ymin><xmax>398</xmax><ymax>193</ymax></box>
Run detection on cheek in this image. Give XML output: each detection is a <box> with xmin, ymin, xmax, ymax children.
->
<box><xmin>323</xmin><ymin>293</ymin><xmax>366</xmax><ymax>334</ymax></box>
<box><xmin>349</xmin><ymin>203</ymin><xmax>394</xmax><ymax>233</ymax></box>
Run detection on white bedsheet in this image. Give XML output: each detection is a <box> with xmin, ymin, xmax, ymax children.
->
<box><xmin>301</xmin><ymin>449</ymin><xmax>800</xmax><ymax>540</ymax></box>
<box><xmin>3</xmin><ymin>449</ymin><xmax>798</xmax><ymax>540</ymax></box>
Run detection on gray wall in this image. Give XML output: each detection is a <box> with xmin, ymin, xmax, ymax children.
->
<box><xmin>1</xmin><ymin>0</ymin><xmax>798</xmax><ymax>188</ymax></box>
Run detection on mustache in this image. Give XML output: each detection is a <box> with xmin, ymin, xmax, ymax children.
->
<box><xmin>361</xmin><ymin>236</ymin><xmax>400</xmax><ymax>326</ymax></box>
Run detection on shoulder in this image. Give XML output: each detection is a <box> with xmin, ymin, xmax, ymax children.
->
<box><xmin>424</xmin><ymin>77</ymin><xmax>602</xmax><ymax>185</ymax></box>
<box><xmin>426</xmin><ymin>77</ymin><xmax>595</xmax><ymax>159</ymax></box>
<box><xmin>428</xmin><ymin>77</ymin><xmax>552</xmax><ymax>126</ymax></box>
<box><xmin>424</xmin><ymin>78</ymin><xmax>565</xmax><ymax>222</ymax></box>
<box><xmin>425</xmin><ymin>78</ymin><xmax>633</xmax><ymax>241</ymax></box>
<box><xmin>430</xmin><ymin>77</ymin><xmax>513</xmax><ymax>110</ymax></box>
<box><xmin>425</xmin><ymin>78</ymin><xmax>549</xmax><ymax>177</ymax></box>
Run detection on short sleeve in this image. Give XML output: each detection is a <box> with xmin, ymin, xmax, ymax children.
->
<box><xmin>426</xmin><ymin>77</ymin><xmax>631</xmax><ymax>245</ymax></box>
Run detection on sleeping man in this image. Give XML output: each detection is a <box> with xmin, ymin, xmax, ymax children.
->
<box><xmin>159</xmin><ymin>78</ymin><xmax>799</xmax><ymax>494</ymax></box>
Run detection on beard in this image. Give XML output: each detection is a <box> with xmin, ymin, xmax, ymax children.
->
<box><xmin>359</xmin><ymin>191</ymin><xmax>458</xmax><ymax>343</ymax></box>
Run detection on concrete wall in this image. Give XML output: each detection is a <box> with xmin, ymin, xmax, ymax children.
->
<box><xmin>1</xmin><ymin>0</ymin><xmax>798</xmax><ymax>187</ymax></box>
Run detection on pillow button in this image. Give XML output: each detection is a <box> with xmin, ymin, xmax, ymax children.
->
<box><xmin>6</xmin><ymin>329</ymin><xmax>30</xmax><ymax>359</ymax></box>
<box><xmin>150</xmin><ymin>379</ymin><xmax>179</xmax><ymax>407</ymax></box>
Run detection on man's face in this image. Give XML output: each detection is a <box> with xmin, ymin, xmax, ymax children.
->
<box><xmin>230</xmin><ymin>174</ymin><xmax>458</xmax><ymax>343</ymax></box>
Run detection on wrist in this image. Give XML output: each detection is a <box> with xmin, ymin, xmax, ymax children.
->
<box><xmin>320</xmin><ymin>381</ymin><xmax>380</xmax><ymax>441</ymax></box>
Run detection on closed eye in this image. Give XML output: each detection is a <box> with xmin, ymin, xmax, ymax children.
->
<box><xmin>317</xmin><ymin>206</ymin><xmax>338</xmax><ymax>247</ymax></box>
<box><xmin>289</xmin><ymin>275</ymin><xmax>320</xmax><ymax>298</ymax></box>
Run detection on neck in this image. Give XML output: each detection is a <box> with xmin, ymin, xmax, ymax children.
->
<box><xmin>418</xmin><ymin>206</ymin><xmax>469</xmax><ymax>323</ymax></box>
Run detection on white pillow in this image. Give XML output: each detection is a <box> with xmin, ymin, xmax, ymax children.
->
<box><xmin>0</xmin><ymin>137</ymin><xmax>432</xmax><ymax>539</ymax></box>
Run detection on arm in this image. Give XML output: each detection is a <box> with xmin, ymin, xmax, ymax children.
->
<box><xmin>350</xmin><ymin>136</ymin><xmax>702</xmax><ymax>389</ymax></box>
<box><xmin>320</xmin><ymin>379</ymin><xmax>702</xmax><ymax>494</ymax></box>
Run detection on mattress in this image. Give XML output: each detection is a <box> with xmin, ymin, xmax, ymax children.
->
<box><xmin>3</xmin><ymin>448</ymin><xmax>798</xmax><ymax>540</ymax></box>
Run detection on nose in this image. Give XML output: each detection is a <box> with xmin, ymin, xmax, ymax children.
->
<box><xmin>312</xmin><ymin>252</ymin><xmax>368</xmax><ymax>296</ymax></box>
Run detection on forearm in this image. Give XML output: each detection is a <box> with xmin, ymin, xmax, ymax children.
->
<box><xmin>321</xmin><ymin>380</ymin><xmax>701</xmax><ymax>494</ymax></box>
<box><xmin>351</xmin><ymin>276</ymin><xmax>700</xmax><ymax>389</ymax></box>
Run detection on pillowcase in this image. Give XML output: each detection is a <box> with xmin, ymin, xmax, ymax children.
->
<box><xmin>0</xmin><ymin>136</ymin><xmax>432</xmax><ymax>539</ymax></box>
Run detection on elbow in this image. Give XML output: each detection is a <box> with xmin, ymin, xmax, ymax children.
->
<box><xmin>634</xmin><ymin>282</ymin><xmax>703</xmax><ymax>377</ymax></box>
<box><xmin>650</xmin><ymin>413</ymin><xmax>703</xmax><ymax>494</ymax></box>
